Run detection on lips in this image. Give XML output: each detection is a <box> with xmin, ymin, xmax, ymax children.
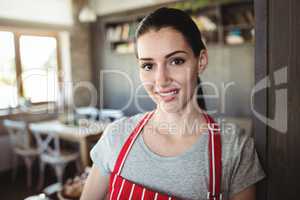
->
<box><xmin>155</xmin><ymin>88</ymin><xmax>179</xmax><ymax>94</ymax></box>
<box><xmin>155</xmin><ymin>88</ymin><xmax>180</xmax><ymax>102</ymax></box>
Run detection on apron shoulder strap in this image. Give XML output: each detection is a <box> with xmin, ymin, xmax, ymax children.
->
<box><xmin>204</xmin><ymin>114</ymin><xmax>222</xmax><ymax>200</ymax></box>
<box><xmin>112</xmin><ymin>111</ymin><xmax>154</xmax><ymax>175</ymax></box>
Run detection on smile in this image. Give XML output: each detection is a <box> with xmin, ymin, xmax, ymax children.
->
<box><xmin>155</xmin><ymin>88</ymin><xmax>180</xmax><ymax>102</ymax></box>
<box><xmin>158</xmin><ymin>89</ymin><xmax>179</xmax><ymax>96</ymax></box>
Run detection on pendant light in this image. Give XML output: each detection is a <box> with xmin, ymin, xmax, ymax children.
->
<box><xmin>78</xmin><ymin>0</ymin><xmax>97</xmax><ymax>22</ymax></box>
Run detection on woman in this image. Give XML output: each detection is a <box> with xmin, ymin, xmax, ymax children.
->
<box><xmin>80</xmin><ymin>7</ymin><xmax>265</xmax><ymax>200</ymax></box>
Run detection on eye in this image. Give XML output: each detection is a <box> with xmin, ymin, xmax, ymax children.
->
<box><xmin>141</xmin><ymin>63</ymin><xmax>153</xmax><ymax>71</ymax></box>
<box><xmin>170</xmin><ymin>58</ymin><xmax>185</xmax><ymax>65</ymax></box>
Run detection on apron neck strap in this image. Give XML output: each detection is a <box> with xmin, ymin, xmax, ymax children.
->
<box><xmin>112</xmin><ymin>111</ymin><xmax>154</xmax><ymax>175</ymax></box>
<box><xmin>203</xmin><ymin>113</ymin><xmax>222</xmax><ymax>200</ymax></box>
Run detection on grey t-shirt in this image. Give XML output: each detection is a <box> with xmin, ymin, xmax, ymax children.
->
<box><xmin>90</xmin><ymin>113</ymin><xmax>265</xmax><ymax>200</ymax></box>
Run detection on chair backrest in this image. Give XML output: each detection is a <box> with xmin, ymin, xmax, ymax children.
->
<box><xmin>3</xmin><ymin>119</ymin><xmax>30</xmax><ymax>150</ymax></box>
<box><xmin>99</xmin><ymin>109</ymin><xmax>124</xmax><ymax>122</ymax></box>
<box><xmin>31</xmin><ymin>130</ymin><xmax>61</xmax><ymax>157</ymax></box>
<box><xmin>75</xmin><ymin>107</ymin><xmax>99</xmax><ymax>121</ymax></box>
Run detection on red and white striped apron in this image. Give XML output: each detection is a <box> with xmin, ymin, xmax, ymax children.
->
<box><xmin>107</xmin><ymin>111</ymin><xmax>222</xmax><ymax>200</ymax></box>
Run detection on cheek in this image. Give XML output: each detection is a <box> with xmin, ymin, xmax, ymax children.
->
<box><xmin>171</xmin><ymin>66</ymin><xmax>198</xmax><ymax>84</ymax></box>
<box><xmin>139</xmin><ymin>70</ymin><xmax>151</xmax><ymax>81</ymax></box>
<box><xmin>139</xmin><ymin>71</ymin><xmax>154</xmax><ymax>92</ymax></box>
<box><xmin>139</xmin><ymin>70</ymin><xmax>156</xmax><ymax>88</ymax></box>
<box><xmin>173</xmin><ymin>66</ymin><xmax>198</xmax><ymax>94</ymax></box>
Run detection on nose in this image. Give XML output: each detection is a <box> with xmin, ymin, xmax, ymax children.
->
<box><xmin>155</xmin><ymin>64</ymin><xmax>171</xmax><ymax>88</ymax></box>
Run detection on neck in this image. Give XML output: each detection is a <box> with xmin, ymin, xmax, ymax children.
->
<box><xmin>150</xmin><ymin>98</ymin><xmax>208</xmax><ymax>138</ymax></box>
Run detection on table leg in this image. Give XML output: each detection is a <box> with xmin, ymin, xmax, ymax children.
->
<box><xmin>79</xmin><ymin>139</ymin><xmax>89</xmax><ymax>168</ymax></box>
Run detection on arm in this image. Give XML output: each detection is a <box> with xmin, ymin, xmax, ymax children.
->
<box><xmin>230</xmin><ymin>185</ymin><xmax>256</xmax><ymax>200</ymax></box>
<box><xmin>80</xmin><ymin>164</ymin><xmax>110</xmax><ymax>200</ymax></box>
<box><xmin>228</xmin><ymin>132</ymin><xmax>265</xmax><ymax>200</ymax></box>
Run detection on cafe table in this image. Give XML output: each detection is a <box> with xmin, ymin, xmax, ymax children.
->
<box><xmin>29</xmin><ymin>119</ymin><xmax>109</xmax><ymax>167</ymax></box>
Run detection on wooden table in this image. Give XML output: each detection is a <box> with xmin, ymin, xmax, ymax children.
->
<box><xmin>29</xmin><ymin>120</ymin><xmax>109</xmax><ymax>167</ymax></box>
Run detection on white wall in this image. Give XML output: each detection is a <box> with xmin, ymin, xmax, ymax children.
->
<box><xmin>0</xmin><ymin>0</ymin><xmax>73</xmax><ymax>25</ymax></box>
<box><xmin>95</xmin><ymin>0</ymin><xmax>177</xmax><ymax>16</ymax></box>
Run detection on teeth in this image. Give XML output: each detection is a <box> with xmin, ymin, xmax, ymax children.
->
<box><xmin>159</xmin><ymin>90</ymin><xmax>178</xmax><ymax>96</ymax></box>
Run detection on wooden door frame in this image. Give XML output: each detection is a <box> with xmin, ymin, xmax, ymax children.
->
<box><xmin>254</xmin><ymin>0</ymin><xmax>300</xmax><ymax>199</ymax></box>
<box><xmin>254</xmin><ymin>0</ymin><xmax>268</xmax><ymax>200</ymax></box>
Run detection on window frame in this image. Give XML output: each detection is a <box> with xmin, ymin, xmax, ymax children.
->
<box><xmin>0</xmin><ymin>26</ymin><xmax>62</xmax><ymax>108</ymax></box>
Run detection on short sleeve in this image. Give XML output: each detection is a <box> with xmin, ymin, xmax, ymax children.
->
<box><xmin>89</xmin><ymin>114</ymin><xmax>143</xmax><ymax>176</ymax></box>
<box><xmin>229</xmin><ymin>135</ymin><xmax>266</xmax><ymax>198</ymax></box>
<box><xmin>90</xmin><ymin>123</ymin><xmax>115</xmax><ymax>176</ymax></box>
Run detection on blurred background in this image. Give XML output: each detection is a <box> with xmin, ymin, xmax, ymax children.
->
<box><xmin>0</xmin><ymin>0</ymin><xmax>256</xmax><ymax>199</ymax></box>
<box><xmin>0</xmin><ymin>0</ymin><xmax>299</xmax><ymax>200</ymax></box>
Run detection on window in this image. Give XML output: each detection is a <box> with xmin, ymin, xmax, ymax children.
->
<box><xmin>0</xmin><ymin>29</ymin><xmax>61</xmax><ymax>109</ymax></box>
<box><xmin>20</xmin><ymin>35</ymin><xmax>59</xmax><ymax>103</ymax></box>
<box><xmin>0</xmin><ymin>31</ymin><xmax>18</xmax><ymax>109</ymax></box>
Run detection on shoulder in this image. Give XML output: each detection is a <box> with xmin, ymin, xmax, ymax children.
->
<box><xmin>90</xmin><ymin>112</ymin><xmax>147</xmax><ymax>174</ymax></box>
<box><xmin>101</xmin><ymin>112</ymin><xmax>146</xmax><ymax>148</ymax></box>
<box><xmin>221</xmin><ymin>123</ymin><xmax>255</xmax><ymax>158</ymax></box>
<box><xmin>220</xmin><ymin>124</ymin><xmax>266</xmax><ymax>198</ymax></box>
<box><xmin>105</xmin><ymin>112</ymin><xmax>145</xmax><ymax>136</ymax></box>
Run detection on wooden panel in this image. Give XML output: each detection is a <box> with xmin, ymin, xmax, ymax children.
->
<box><xmin>267</xmin><ymin>0</ymin><xmax>300</xmax><ymax>199</ymax></box>
<box><xmin>254</xmin><ymin>0</ymin><xmax>268</xmax><ymax>199</ymax></box>
<box><xmin>288</xmin><ymin>0</ymin><xmax>300</xmax><ymax>193</ymax></box>
<box><xmin>267</xmin><ymin>0</ymin><xmax>289</xmax><ymax>198</ymax></box>
<box><xmin>255</xmin><ymin>0</ymin><xmax>300</xmax><ymax>199</ymax></box>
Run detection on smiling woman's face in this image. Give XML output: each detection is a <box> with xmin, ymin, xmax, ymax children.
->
<box><xmin>136</xmin><ymin>27</ymin><xmax>207</xmax><ymax>113</ymax></box>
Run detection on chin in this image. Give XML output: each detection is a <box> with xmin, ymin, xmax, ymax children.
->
<box><xmin>157</xmin><ymin>100</ymin><xmax>184</xmax><ymax>114</ymax></box>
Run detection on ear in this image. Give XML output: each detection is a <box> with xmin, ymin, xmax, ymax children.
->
<box><xmin>197</xmin><ymin>49</ymin><xmax>208</xmax><ymax>74</ymax></box>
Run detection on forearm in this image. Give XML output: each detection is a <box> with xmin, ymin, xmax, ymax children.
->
<box><xmin>230</xmin><ymin>185</ymin><xmax>256</xmax><ymax>200</ymax></box>
<box><xmin>80</xmin><ymin>165</ymin><xmax>109</xmax><ymax>200</ymax></box>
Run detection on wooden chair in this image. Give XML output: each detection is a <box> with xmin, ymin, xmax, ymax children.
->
<box><xmin>30</xmin><ymin>128</ymin><xmax>80</xmax><ymax>189</ymax></box>
<box><xmin>75</xmin><ymin>107</ymin><xmax>99</xmax><ymax>121</ymax></box>
<box><xmin>3</xmin><ymin>119</ymin><xmax>39</xmax><ymax>188</ymax></box>
<box><xmin>99</xmin><ymin>109</ymin><xmax>124</xmax><ymax>122</ymax></box>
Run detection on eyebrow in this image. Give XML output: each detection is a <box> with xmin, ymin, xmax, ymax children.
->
<box><xmin>139</xmin><ymin>50</ymin><xmax>188</xmax><ymax>61</ymax></box>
